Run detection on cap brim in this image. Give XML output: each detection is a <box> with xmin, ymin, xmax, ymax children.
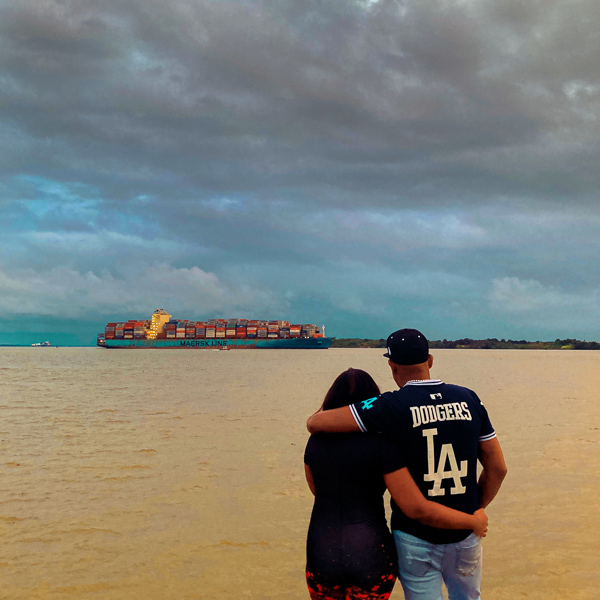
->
<box><xmin>383</xmin><ymin>352</ymin><xmax>390</xmax><ymax>358</ymax></box>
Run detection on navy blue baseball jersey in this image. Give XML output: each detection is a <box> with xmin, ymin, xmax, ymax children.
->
<box><xmin>350</xmin><ymin>379</ymin><xmax>496</xmax><ymax>544</ymax></box>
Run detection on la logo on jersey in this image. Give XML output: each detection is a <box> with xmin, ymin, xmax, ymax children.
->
<box><xmin>361</xmin><ymin>397</ymin><xmax>377</xmax><ymax>410</ymax></box>
<box><xmin>422</xmin><ymin>428</ymin><xmax>467</xmax><ymax>496</ymax></box>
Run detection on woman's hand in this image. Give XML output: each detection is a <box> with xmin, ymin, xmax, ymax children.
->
<box><xmin>472</xmin><ymin>508</ymin><xmax>488</xmax><ymax>538</ymax></box>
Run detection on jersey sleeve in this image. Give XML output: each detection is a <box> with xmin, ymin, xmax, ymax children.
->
<box><xmin>472</xmin><ymin>391</ymin><xmax>496</xmax><ymax>442</ymax></box>
<box><xmin>349</xmin><ymin>392</ymin><xmax>396</xmax><ymax>434</ymax></box>
<box><xmin>377</xmin><ymin>434</ymin><xmax>406</xmax><ymax>474</ymax></box>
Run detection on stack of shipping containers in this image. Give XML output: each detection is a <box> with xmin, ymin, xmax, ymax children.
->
<box><xmin>166</xmin><ymin>321</ymin><xmax>176</xmax><ymax>339</ymax></box>
<box><xmin>104</xmin><ymin>323</ymin><xmax>116</xmax><ymax>339</ymax></box>
<box><xmin>257</xmin><ymin>321</ymin><xmax>268</xmax><ymax>339</ymax></box>
<box><xmin>236</xmin><ymin>319</ymin><xmax>247</xmax><ymax>338</ymax></box>
<box><xmin>133</xmin><ymin>322</ymin><xmax>146</xmax><ymax>339</ymax></box>
<box><xmin>102</xmin><ymin>314</ymin><xmax>322</xmax><ymax>342</ymax></box>
<box><xmin>247</xmin><ymin>321</ymin><xmax>258</xmax><ymax>338</ymax></box>
<box><xmin>301</xmin><ymin>324</ymin><xmax>317</xmax><ymax>338</ymax></box>
<box><xmin>226</xmin><ymin>319</ymin><xmax>237</xmax><ymax>338</ymax></box>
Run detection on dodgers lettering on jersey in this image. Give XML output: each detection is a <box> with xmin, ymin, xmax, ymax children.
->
<box><xmin>409</xmin><ymin>397</ymin><xmax>472</xmax><ymax>428</ymax></box>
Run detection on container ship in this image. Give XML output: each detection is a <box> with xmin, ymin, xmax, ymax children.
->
<box><xmin>97</xmin><ymin>308</ymin><xmax>331</xmax><ymax>349</ymax></box>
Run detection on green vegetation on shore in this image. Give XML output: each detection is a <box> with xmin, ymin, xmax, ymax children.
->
<box><xmin>331</xmin><ymin>338</ymin><xmax>600</xmax><ymax>350</ymax></box>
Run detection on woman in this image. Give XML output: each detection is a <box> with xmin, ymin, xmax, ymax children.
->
<box><xmin>304</xmin><ymin>368</ymin><xmax>487</xmax><ymax>600</ymax></box>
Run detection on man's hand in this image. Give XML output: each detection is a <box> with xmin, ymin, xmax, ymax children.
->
<box><xmin>472</xmin><ymin>508</ymin><xmax>488</xmax><ymax>538</ymax></box>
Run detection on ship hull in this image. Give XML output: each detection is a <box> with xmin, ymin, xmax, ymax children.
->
<box><xmin>98</xmin><ymin>337</ymin><xmax>331</xmax><ymax>349</ymax></box>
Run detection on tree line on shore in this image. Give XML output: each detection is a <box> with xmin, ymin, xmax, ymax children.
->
<box><xmin>330</xmin><ymin>338</ymin><xmax>600</xmax><ymax>350</ymax></box>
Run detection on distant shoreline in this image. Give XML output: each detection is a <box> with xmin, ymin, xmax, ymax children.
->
<box><xmin>331</xmin><ymin>338</ymin><xmax>600</xmax><ymax>350</ymax></box>
<box><xmin>2</xmin><ymin>338</ymin><xmax>599</xmax><ymax>350</ymax></box>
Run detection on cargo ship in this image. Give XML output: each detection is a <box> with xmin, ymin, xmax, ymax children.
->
<box><xmin>97</xmin><ymin>308</ymin><xmax>331</xmax><ymax>349</ymax></box>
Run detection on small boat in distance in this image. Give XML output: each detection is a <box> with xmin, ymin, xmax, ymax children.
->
<box><xmin>32</xmin><ymin>341</ymin><xmax>53</xmax><ymax>347</ymax></box>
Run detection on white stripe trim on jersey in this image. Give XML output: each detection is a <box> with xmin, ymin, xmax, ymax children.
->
<box><xmin>403</xmin><ymin>379</ymin><xmax>443</xmax><ymax>387</ymax></box>
<box><xmin>479</xmin><ymin>432</ymin><xmax>497</xmax><ymax>442</ymax></box>
<box><xmin>349</xmin><ymin>404</ymin><xmax>368</xmax><ymax>433</ymax></box>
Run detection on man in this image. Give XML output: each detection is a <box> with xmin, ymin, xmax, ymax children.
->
<box><xmin>307</xmin><ymin>329</ymin><xmax>507</xmax><ymax>600</ymax></box>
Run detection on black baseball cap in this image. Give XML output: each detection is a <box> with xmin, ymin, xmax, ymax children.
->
<box><xmin>383</xmin><ymin>329</ymin><xmax>429</xmax><ymax>365</ymax></box>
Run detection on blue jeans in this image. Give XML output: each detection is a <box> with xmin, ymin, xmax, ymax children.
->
<box><xmin>392</xmin><ymin>530</ymin><xmax>482</xmax><ymax>600</ymax></box>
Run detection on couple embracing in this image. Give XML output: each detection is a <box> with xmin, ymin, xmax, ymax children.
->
<box><xmin>304</xmin><ymin>329</ymin><xmax>507</xmax><ymax>600</ymax></box>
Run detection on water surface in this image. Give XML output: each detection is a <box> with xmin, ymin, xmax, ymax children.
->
<box><xmin>0</xmin><ymin>348</ymin><xmax>598</xmax><ymax>599</ymax></box>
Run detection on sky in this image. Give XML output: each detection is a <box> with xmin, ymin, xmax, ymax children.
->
<box><xmin>1</xmin><ymin>0</ymin><xmax>600</xmax><ymax>345</ymax></box>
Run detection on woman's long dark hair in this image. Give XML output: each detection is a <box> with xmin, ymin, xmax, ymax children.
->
<box><xmin>320</xmin><ymin>368</ymin><xmax>381</xmax><ymax>411</ymax></box>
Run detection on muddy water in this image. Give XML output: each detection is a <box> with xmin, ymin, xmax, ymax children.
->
<box><xmin>0</xmin><ymin>348</ymin><xmax>598</xmax><ymax>599</ymax></box>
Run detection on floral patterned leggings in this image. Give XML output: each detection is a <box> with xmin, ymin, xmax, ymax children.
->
<box><xmin>306</xmin><ymin>570</ymin><xmax>396</xmax><ymax>600</ymax></box>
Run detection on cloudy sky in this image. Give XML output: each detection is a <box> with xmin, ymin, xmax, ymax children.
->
<box><xmin>1</xmin><ymin>0</ymin><xmax>599</xmax><ymax>345</ymax></box>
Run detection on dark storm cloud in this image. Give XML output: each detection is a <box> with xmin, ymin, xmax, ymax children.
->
<box><xmin>1</xmin><ymin>0</ymin><xmax>600</xmax><ymax>340</ymax></box>
<box><xmin>3</xmin><ymin>0</ymin><xmax>598</xmax><ymax>203</ymax></box>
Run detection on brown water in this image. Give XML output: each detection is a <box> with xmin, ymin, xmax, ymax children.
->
<box><xmin>0</xmin><ymin>347</ymin><xmax>598</xmax><ymax>599</ymax></box>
